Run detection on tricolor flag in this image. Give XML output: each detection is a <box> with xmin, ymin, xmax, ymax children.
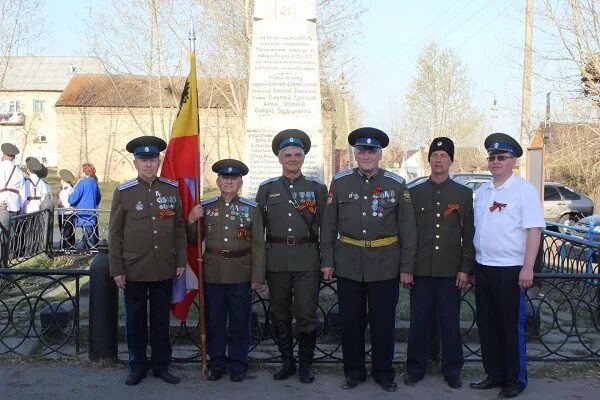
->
<box><xmin>161</xmin><ymin>51</ymin><xmax>201</xmax><ymax>321</ymax></box>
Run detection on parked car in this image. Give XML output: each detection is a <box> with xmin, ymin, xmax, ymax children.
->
<box><xmin>563</xmin><ymin>214</ymin><xmax>600</xmax><ymax>264</ymax></box>
<box><xmin>450</xmin><ymin>173</ymin><xmax>492</xmax><ymax>194</ymax></box>
<box><xmin>543</xmin><ymin>182</ymin><xmax>594</xmax><ymax>228</ymax></box>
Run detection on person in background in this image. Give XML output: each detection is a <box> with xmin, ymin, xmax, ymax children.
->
<box><xmin>69</xmin><ymin>162</ymin><xmax>101</xmax><ymax>253</ymax></box>
<box><xmin>0</xmin><ymin>143</ymin><xmax>24</xmax><ymax>216</ymax></box>
<box><xmin>57</xmin><ymin>169</ymin><xmax>76</xmax><ymax>250</ymax></box>
<box><xmin>20</xmin><ymin>157</ymin><xmax>50</xmax><ymax>213</ymax></box>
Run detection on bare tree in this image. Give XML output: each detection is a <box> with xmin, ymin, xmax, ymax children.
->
<box><xmin>400</xmin><ymin>42</ymin><xmax>483</xmax><ymax>148</ymax></box>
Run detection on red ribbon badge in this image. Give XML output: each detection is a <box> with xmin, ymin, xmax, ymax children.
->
<box><xmin>159</xmin><ymin>208</ymin><xmax>175</xmax><ymax>219</ymax></box>
<box><xmin>297</xmin><ymin>200</ymin><xmax>317</xmax><ymax>214</ymax></box>
<box><xmin>443</xmin><ymin>203</ymin><xmax>460</xmax><ymax>218</ymax></box>
<box><xmin>373</xmin><ymin>185</ymin><xmax>383</xmax><ymax>197</ymax></box>
<box><xmin>236</xmin><ymin>227</ymin><xmax>250</xmax><ymax>239</ymax></box>
<box><xmin>489</xmin><ymin>201</ymin><xmax>507</xmax><ymax>212</ymax></box>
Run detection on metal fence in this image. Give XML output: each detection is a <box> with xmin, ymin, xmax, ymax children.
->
<box><xmin>0</xmin><ymin>226</ymin><xmax>598</xmax><ymax>363</ymax></box>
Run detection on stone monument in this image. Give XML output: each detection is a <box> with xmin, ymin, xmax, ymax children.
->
<box><xmin>243</xmin><ymin>0</ymin><xmax>324</xmax><ymax>197</ymax></box>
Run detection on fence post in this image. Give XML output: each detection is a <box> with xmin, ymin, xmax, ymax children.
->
<box><xmin>89</xmin><ymin>239</ymin><xmax>118</xmax><ymax>361</ymax></box>
<box><xmin>0</xmin><ymin>207</ymin><xmax>10</xmax><ymax>268</ymax></box>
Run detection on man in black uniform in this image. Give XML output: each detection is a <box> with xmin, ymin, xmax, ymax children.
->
<box><xmin>405</xmin><ymin>137</ymin><xmax>474</xmax><ymax>389</ymax></box>
<box><xmin>255</xmin><ymin>129</ymin><xmax>328</xmax><ymax>384</ymax></box>
<box><xmin>109</xmin><ymin>136</ymin><xmax>187</xmax><ymax>386</ymax></box>
<box><xmin>321</xmin><ymin>127</ymin><xmax>417</xmax><ymax>392</ymax></box>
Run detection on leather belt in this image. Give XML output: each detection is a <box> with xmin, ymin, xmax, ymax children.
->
<box><xmin>205</xmin><ymin>247</ymin><xmax>251</xmax><ymax>259</ymax></box>
<box><xmin>0</xmin><ymin>188</ymin><xmax>19</xmax><ymax>194</ymax></box>
<box><xmin>339</xmin><ymin>235</ymin><xmax>398</xmax><ymax>248</ymax></box>
<box><xmin>27</xmin><ymin>196</ymin><xmax>41</xmax><ymax>200</ymax></box>
<box><xmin>267</xmin><ymin>235</ymin><xmax>317</xmax><ymax>247</ymax></box>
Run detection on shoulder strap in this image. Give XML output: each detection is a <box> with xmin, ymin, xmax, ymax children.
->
<box><xmin>3</xmin><ymin>165</ymin><xmax>17</xmax><ymax>190</ymax></box>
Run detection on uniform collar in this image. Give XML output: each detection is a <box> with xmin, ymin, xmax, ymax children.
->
<box><xmin>137</xmin><ymin>176</ymin><xmax>157</xmax><ymax>186</ymax></box>
<box><xmin>220</xmin><ymin>194</ymin><xmax>239</xmax><ymax>203</ymax></box>
<box><xmin>356</xmin><ymin>168</ymin><xmax>380</xmax><ymax>179</ymax></box>
<box><xmin>281</xmin><ymin>173</ymin><xmax>304</xmax><ymax>184</ymax></box>
<box><xmin>427</xmin><ymin>176</ymin><xmax>451</xmax><ymax>188</ymax></box>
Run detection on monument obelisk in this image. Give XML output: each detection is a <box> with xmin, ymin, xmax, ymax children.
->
<box><xmin>243</xmin><ymin>0</ymin><xmax>324</xmax><ymax>197</ymax></box>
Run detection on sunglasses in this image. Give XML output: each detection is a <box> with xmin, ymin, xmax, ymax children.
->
<box><xmin>487</xmin><ymin>155</ymin><xmax>515</xmax><ymax>162</ymax></box>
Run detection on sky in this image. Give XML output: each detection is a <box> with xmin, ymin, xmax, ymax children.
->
<box><xmin>43</xmin><ymin>0</ymin><xmax>550</xmax><ymax>144</ymax></box>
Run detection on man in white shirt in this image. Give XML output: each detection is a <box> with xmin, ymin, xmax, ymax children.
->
<box><xmin>58</xmin><ymin>169</ymin><xmax>76</xmax><ymax>250</ymax></box>
<box><xmin>0</xmin><ymin>143</ymin><xmax>24</xmax><ymax>215</ymax></box>
<box><xmin>469</xmin><ymin>133</ymin><xmax>545</xmax><ymax>399</ymax></box>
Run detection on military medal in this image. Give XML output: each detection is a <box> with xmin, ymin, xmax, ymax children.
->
<box><xmin>135</xmin><ymin>201</ymin><xmax>144</xmax><ymax>211</ymax></box>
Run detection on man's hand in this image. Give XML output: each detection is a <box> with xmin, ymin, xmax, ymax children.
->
<box><xmin>400</xmin><ymin>272</ymin><xmax>414</xmax><ymax>289</ymax></box>
<box><xmin>176</xmin><ymin>267</ymin><xmax>185</xmax><ymax>279</ymax></box>
<box><xmin>114</xmin><ymin>275</ymin><xmax>126</xmax><ymax>289</ymax></box>
<box><xmin>455</xmin><ymin>272</ymin><xmax>469</xmax><ymax>289</ymax></box>
<box><xmin>188</xmin><ymin>205</ymin><xmax>203</xmax><ymax>224</ymax></box>
<box><xmin>518</xmin><ymin>268</ymin><xmax>534</xmax><ymax>289</ymax></box>
<box><xmin>321</xmin><ymin>267</ymin><xmax>335</xmax><ymax>281</ymax></box>
<box><xmin>251</xmin><ymin>282</ymin><xmax>263</xmax><ymax>291</ymax></box>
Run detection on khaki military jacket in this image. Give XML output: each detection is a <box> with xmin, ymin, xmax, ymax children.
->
<box><xmin>255</xmin><ymin>174</ymin><xmax>328</xmax><ymax>272</ymax></box>
<box><xmin>109</xmin><ymin>177</ymin><xmax>187</xmax><ymax>281</ymax></box>
<box><xmin>321</xmin><ymin>168</ymin><xmax>417</xmax><ymax>282</ymax></box>
<box><xmin>191</xmin><ymin>195</ymin><xmax>265</xmax><ymax>284</ymax></box>
<box><xmin>409</xmin><ymin>178</ymin><xmax>475</xmax><ymax>277</ymax></box>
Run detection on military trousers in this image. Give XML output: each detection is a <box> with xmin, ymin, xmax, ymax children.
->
<box><xmin>266</xmin><ymin>271</ymin><xmax>320</xmax><ymax>333</ymax></box>
<box><xmin>205</xmin><ymin>282</ymin><xmax>252</xmax><ymax>373</ymax></box>
<box><xmin>124</xmin><ymin>279</ymin><xmax>173</xmax><ymax>374</ymax></box>
<box><xmin>475</xmin><ymin>264</ymin><xmax>527</xmax><ymax>389</ymax></box>
<box><xmin>337</xmin><ymin>277</ymin><xmax>399</xmax><ymax>383</ymax></box>
<box><xmin>406</xmin><ymin>276</ymin><xmax>464</xmax><ymax>377</ymax></box>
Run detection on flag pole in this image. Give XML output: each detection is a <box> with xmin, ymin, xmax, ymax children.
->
<box><xmin>189</xmin><ymin>24</ymin><xmax>208</xmax><ymax>378</ymax></box>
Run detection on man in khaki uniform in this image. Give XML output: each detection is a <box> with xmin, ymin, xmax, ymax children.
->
<box><xmin>321</xmin><ymin>127</ymin><xmax>417</xmax><ymax>392</ymax></box>
<box><xmin>109</xmin><ymin>136</ymin><xmax>186</xmax><ymax>386</ymax></box>
<box><xmin>405</xmin><ymin>137</ymin><xmax>474</xmax><ymax>389</ymax></box>
<box><xmin>187</xmin><ymin>159</ymin><xmax>265</xmax><ymax>382</ymax></box>
<box><xmin>255</xmin><ymin>129</ymin><xmax>328</xmax><ymax>383</ymax></box>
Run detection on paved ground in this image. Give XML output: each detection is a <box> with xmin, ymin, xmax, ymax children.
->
<box><xmin>1</xmin><ymin>363</ymin><xmax>599</xmax><ymax>400</ymax></box>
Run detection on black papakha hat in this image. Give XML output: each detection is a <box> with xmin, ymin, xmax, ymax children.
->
<box><xmin>484</xmin><ymin>132</ymin><xmax>523</xmax><ymax>158</ymax></box>
<box><xmin>211</xmin><ymin>159</ymin><xmax>249</xmax><ymax>177</ymax></box>
<box><xmin>271</xmin><ymin>129</ymin><xmax>311</xmax><ymax>155</ymax></box>
<box><xmin>428</xmin><ymin>137</ymin><xmax>455</xmax><ymax>161</ymax></box>
<box><xmin>126</xmin><ymin>136</ymin><xmax>167</xmax><ymax>159</ymax></box>
<box><xmin>348</xmin><ymin>127</ymin><xmax>389</xmax><ymax>149</ymax></box>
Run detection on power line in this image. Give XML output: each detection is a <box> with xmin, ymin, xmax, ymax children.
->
<box><xmin>455</xmin><ymin>0</ymin><xmax>520</xmax><ymax>48</ymax></box>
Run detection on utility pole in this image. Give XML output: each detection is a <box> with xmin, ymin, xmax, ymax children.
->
<box><xmin>519</xmin><ymin>0</ymin><xmax>534</xmax><ymax>178</ymax></box>
<box><xmin>341</xmin><ymin>73</ymin><xmax>354</xmax><ymax>168</ymax></box>
<box><xmin>490</xmin><ymin>96</ymin><xmax>497</xmax><ymax>133</ymax></box>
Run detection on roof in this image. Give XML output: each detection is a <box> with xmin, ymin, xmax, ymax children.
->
<box><xmin>532</xmin><ymin>122</ymin><xmax>600</xmax><ymax>147</ymax></box>
<box><xmin>0</xmin><ymin>56</ymin><xmax>106</xmax><ymax>91</ymax></box>
<box><xmin>55</xmin><ymin>75</ymin><xmax>240</xmax><ymax>108</ymax></box>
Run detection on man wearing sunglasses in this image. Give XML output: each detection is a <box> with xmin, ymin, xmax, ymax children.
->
<box><xmin>470</xmin><ymin>133</ymin><xmax>544</xmax><ymax>398</ymax></box>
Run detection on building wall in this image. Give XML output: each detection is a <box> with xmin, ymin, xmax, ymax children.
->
<box><xmin>0</xmin><ymin>91</ymin><xmax>62</xmax><ymax>167</ymax></box>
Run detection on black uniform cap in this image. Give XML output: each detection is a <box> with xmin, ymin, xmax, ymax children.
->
<box><xmin>348</xmin><ymin>127</ymin><xmax>389</xmax><ymax>149</ymax></box>
<box><xmin>37</xmin><ymin>165</ymin><xmax>48</xmax><ymax>179</ymax></box>
<box><xmin>271</xmin><ymin>129</ymin><xmax>311</xmax><ymax>155</ymax></box>
<box><xmin>1</xmin><ymin>143</ymin><xmax>19</xmax><ymax>156</ymax></box>
<box><xmin>212</xmin><ymin>159</ymin><xmax>249</xmax><ymax>177</ymax></box>
<box><xmin>484</xmin><ymin>132</ymin><xmax>523</xmax><ymax>158</ymax></box>
<box><xmin>59</xmin><ymin>169</ymin><xmax>75</xmax><ymax>183</ymax></box>
<box><xmin>25</xmin><ymin>157</ymin><xmax>43</xmax><ymax>173</ymax></box>
<box><xmin>428</xmin><ymin>137</ymin><xmax>455</xmax><ymax>161</ymax></box>
<box><xmin>126</xmin><ymin>136</ymin><xmax>167</xmax><ymax>159</ymax></box>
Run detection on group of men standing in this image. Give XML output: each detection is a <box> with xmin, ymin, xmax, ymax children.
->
<box><xmin>109</xmin><ymin>128</ymin><xmax>543</xmax><ymax>399</ymax></box>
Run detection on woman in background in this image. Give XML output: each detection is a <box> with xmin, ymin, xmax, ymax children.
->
<box><xmin>69</xmin><ymin>163</ymin><xmax>101</xmax><ymax>253</ymax></box>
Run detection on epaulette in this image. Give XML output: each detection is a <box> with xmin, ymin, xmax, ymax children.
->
<box><xmin>240</xmin><ymin>197</ymin><xmax>258</xmax><ymax>208</ymax></box>
<box><xmin>201</xmin><ymin>196</ymin><xmax>218</xmax><ymax>206</ymax></box>
<box><xmin>158</xmin><ymin>177</ymin><xmax>179</xmax><ymax>187</ymax></box>
<box><xmin>117</xmin><ymin>179</ymin><xmax>139</xmax><ymax>191</ymax></box>
<box><xmin>334</xmin><ymin>168</ymin><xmax>354</xmax><ymax>180</ymax></box>
<box><xmin>259</xmin><ymin>177</ymin><xmax>279</xmax><ymax>186</ymax></box>
<box><xmin>305</xmin><ymin>175</ymin><xmax>325</xmax><ymax>186</ymax></box>
<box><xmin>384</xmin><ymin>171</ymin><xmax>405</xmax><ymax>184</ymax></box>
<box><xmin>407</xmin><ymin>179</ymin><xmax>426</xmax><ymax>190</ymax></box>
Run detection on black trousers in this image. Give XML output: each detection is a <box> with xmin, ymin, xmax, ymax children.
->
<box><xmin>205</xmin><ymin>282</ymin><xmax>251</xmax><ymax>373</ymax></box>
<box><xmin>124</xmin><ymin>279</ymin><xmax>173</xmax><ymax>374</ymax></box>
<box><xmin>406</xmin><ymin>276</ymin><xmax>464</xmax><ymax>377</ymax></box>
<box><xmin>475</xmin><ymin>264</ymin><xmax>527</xmax><ymax>388</ymax></box>
<box><xmin>267</xmin><ymin>271</ymin><xmax>320</xmax><ymax>333</ymax></box>
<box><xmin>337</xmin><ymin>277</ymin><xmax>399</xmax><ymax>382</ymax></box>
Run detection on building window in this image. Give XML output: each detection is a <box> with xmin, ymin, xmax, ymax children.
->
<box><xmin>31</xmin><ymin>128</ymin><xmax>47</xmax><ymax>143</ymax></box>
<box><xmin>8</xmin><ymin>100</ymin><xmax>21</xmax><ymax>113</ymax></box>
<box><xmin>7</xmin><ymin>129</ymin><xmax>21</xmax><ymax>142</ymax></box>
<box><xmin>33</xmin><ymin>99</ymin><xmax>45</xmax><ymax>113</ymax></box>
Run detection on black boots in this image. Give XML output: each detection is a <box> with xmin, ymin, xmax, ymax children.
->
<box><xmin>298</xmin><ymin>330</ymin><xmax>317</xmax><ymax>384</ymax></box>
<box><xmin>272</xmin><ymin>326</ymin><xmax>297</xmax><ymax>380</ymax></box>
